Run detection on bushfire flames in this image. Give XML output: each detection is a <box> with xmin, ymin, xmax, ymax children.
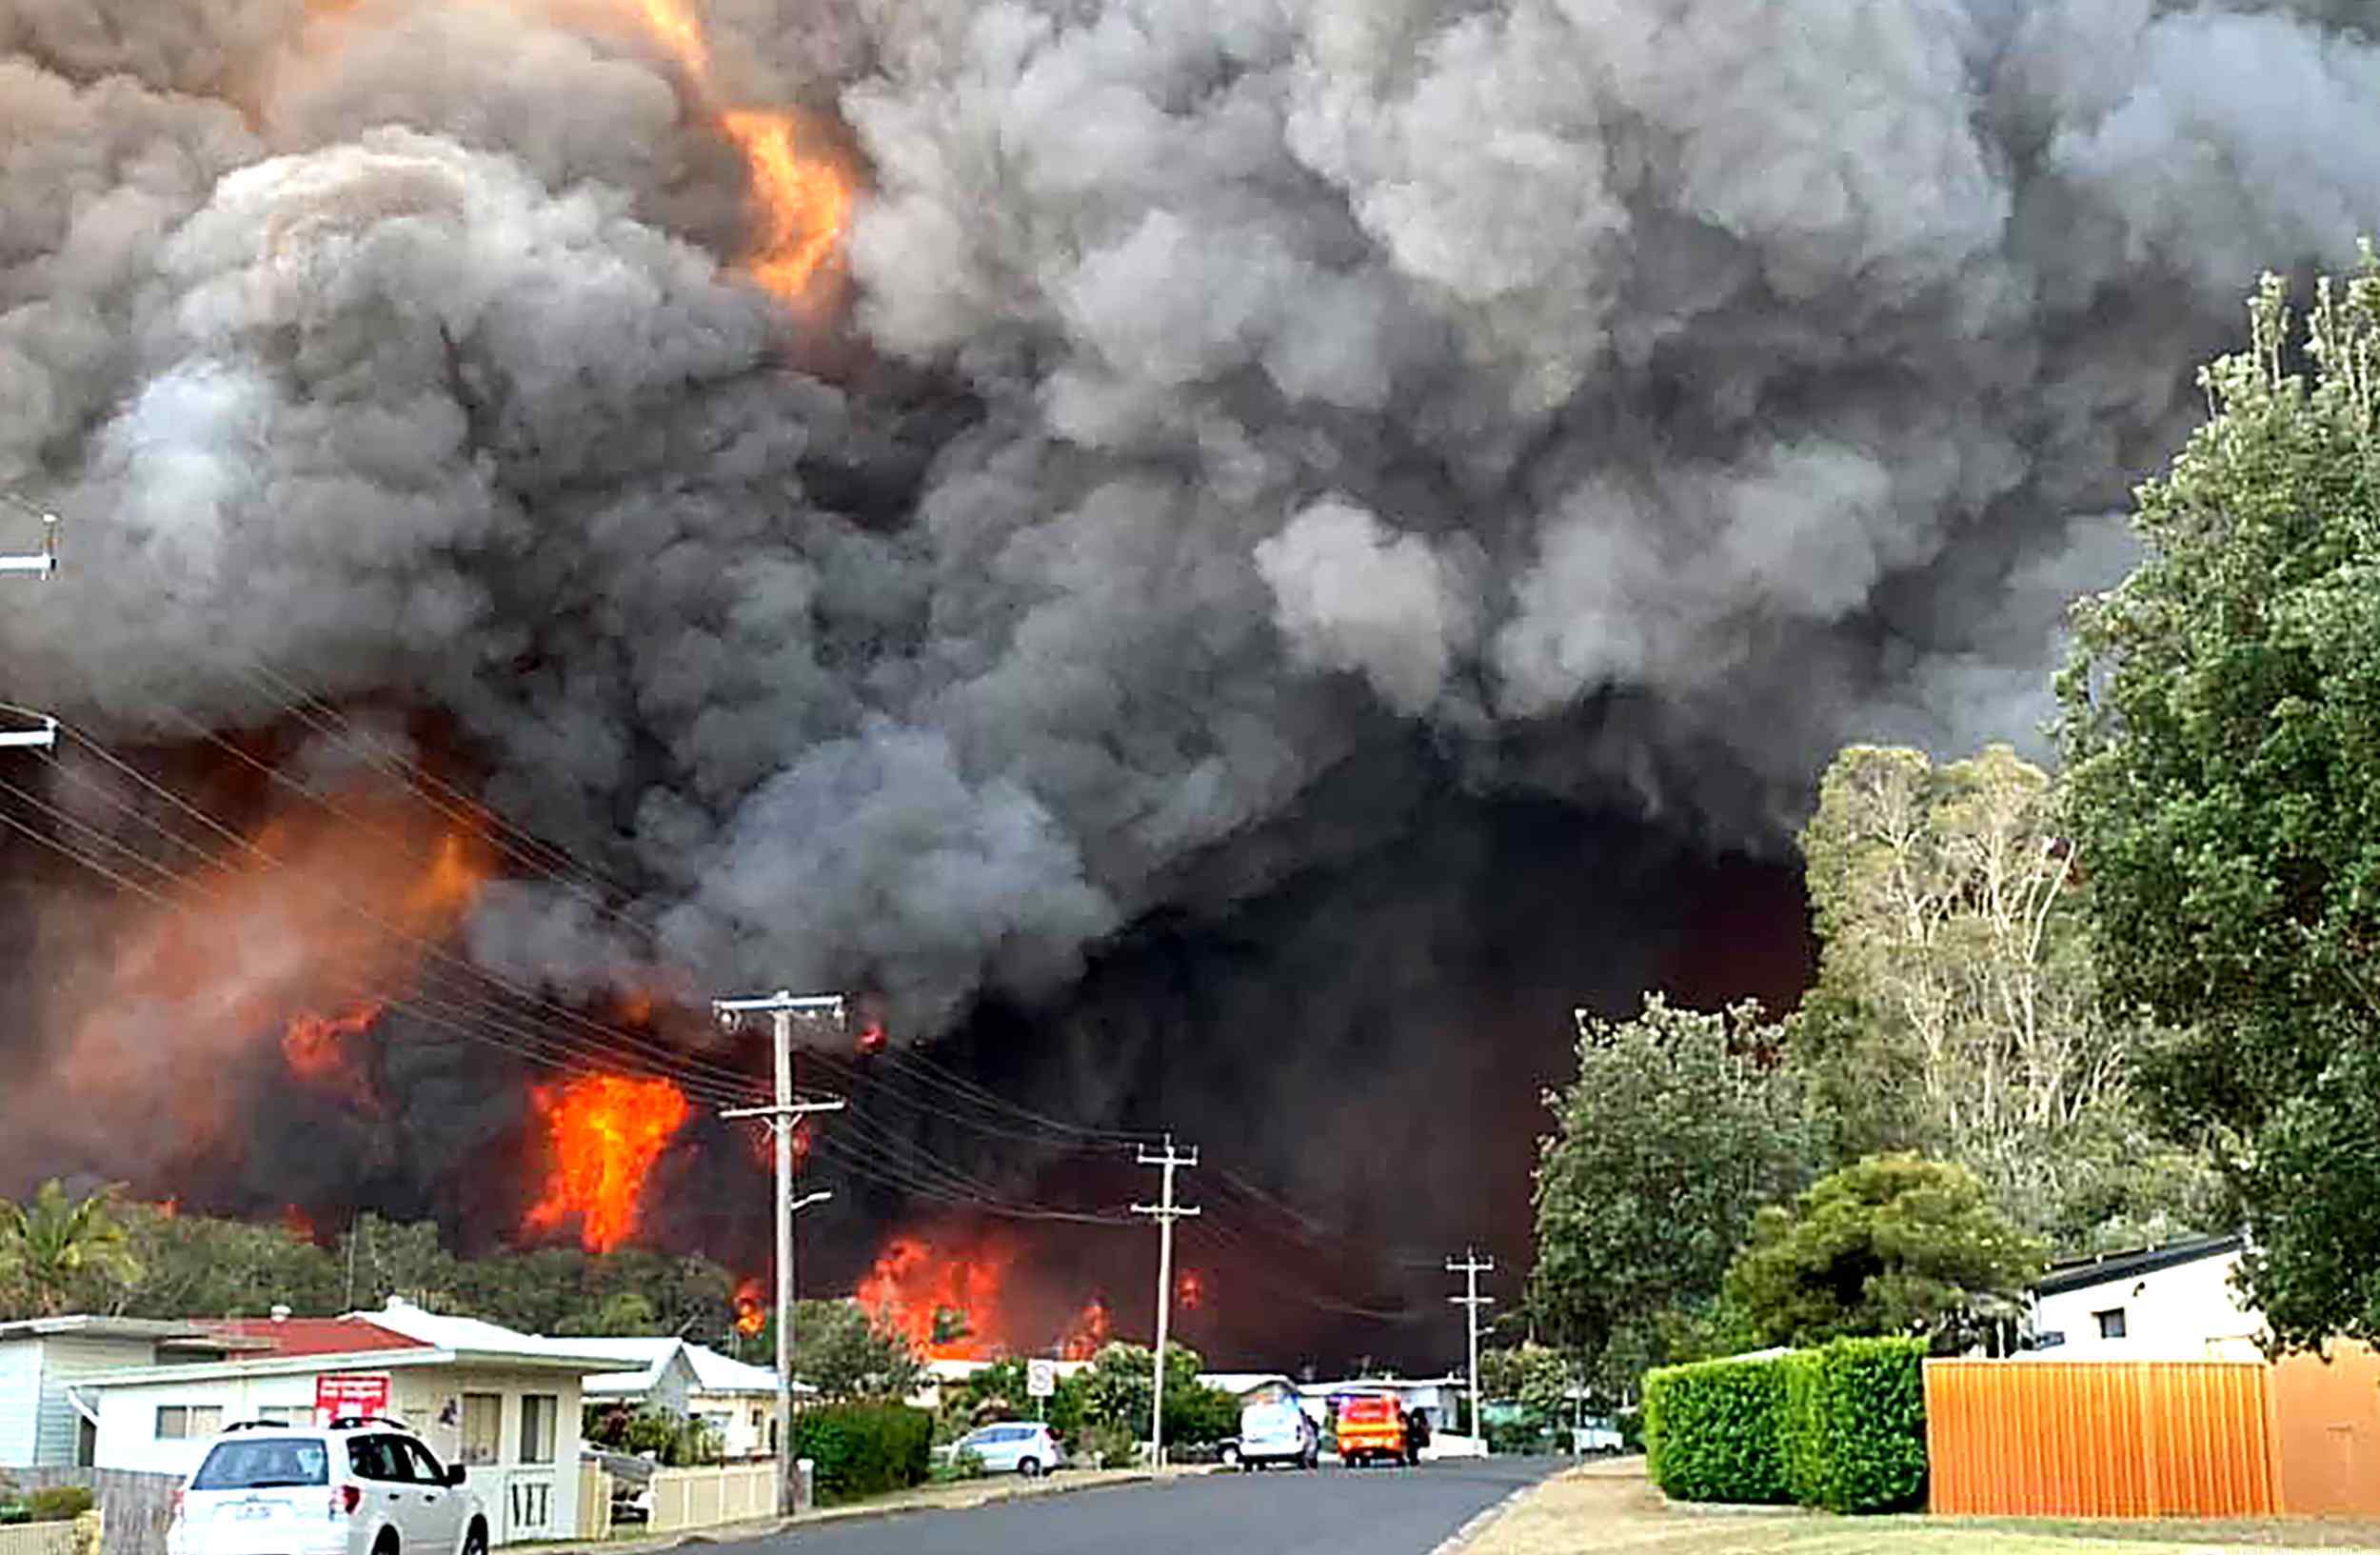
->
<box><xmin>856</xmin><ymin>1232</ymin><xmax>1118</xmax><ymax>1364</ymax></box>
<box><xmin>732</xmin><ymin>1277</ymin><xmax>765</xmax><ymax>1337</ymax></box>
<box><xmin>624</xmin><ymin>0</ymin><xmax>850</xmax><ymax>302</ymax></box>
<box><xmin>44</xmin><ymin>787</ymin><xmax>495</xmax><ymax>1164</ymax></box>
<box><xmin>281</xmin><ymin>999</ymin><xmax>386</xmax><ymax>1088</ymax></box>
<box><xmin>525</xmin><ymin>1074</ymin><xmax>693</xmax><ymax>1252</ymax></box>
<box><xmin>856</xmin><ymin>1234</ymin><xmax>1014</xmax><ymax>1362</ymax></box>
<box><xmin>1176</xmin><ymin>1269</ymin><xmax>1205</xmax><ymax>1312</ymax></box>
<box><xmin>1059</xmin><ymin>1297</ymin><xmax>1111</xmax><ymax>1361</ymax></box>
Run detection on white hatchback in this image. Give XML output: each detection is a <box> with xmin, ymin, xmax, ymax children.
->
<box><xmin>167</xmin><ymin>1421</ymin><xmax>489</xmax><ymax>1555</ymax></box>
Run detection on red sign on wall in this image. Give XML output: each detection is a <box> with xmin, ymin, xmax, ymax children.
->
<box><xmin>315</xmin><ymin>1374</ymin><xmax>392</xmax><ymax>1420</ymax></box>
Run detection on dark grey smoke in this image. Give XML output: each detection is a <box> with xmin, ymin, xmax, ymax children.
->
<box><xmin>6</xmin><ymin>0</ymin><xmax>2379</xmax><ymax>1263</ymax></box>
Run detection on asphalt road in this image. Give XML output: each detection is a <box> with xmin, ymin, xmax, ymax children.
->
<box><xmin>739</xmin><ymin>1458</ymin><xmax>1560</xmax><ymax>1555</ymax></box>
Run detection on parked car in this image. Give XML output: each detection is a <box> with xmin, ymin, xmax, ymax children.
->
<box><xmin>167</xmin><ymin>1419</ymin><xmax>489</xmax><ymax>1555</ymax></box>
<box><xmin>941</xmin><ymin>1422</ymin><xmax>1065</xmax><ymax>1477</ymax></box>
<box><xmin>1235</xmin><ymin>1393</ymin><xmax>1319</xmax><ymax>1470</ymax></box>
<box><xmin>586</xmin><ymin>1449</ymin><xmax>656</xmax><ymax>1524</ymax></box>
<box><xmin>1334</xmin><ymin>1394</ymin><xmax>1411</xmax><ymax>1467</ymax></box>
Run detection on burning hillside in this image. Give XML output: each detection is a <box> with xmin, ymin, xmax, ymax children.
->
<box><xmin>9</xmin><ymin>0</ymin><xmax>2380</xmax><ymax>1363</ymax></box>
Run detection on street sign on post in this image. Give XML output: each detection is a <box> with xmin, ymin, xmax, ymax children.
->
<box><xmin>1026</xmin><ymin>1359</ymin><xmax>1057</xmax><ymax>1399</ymax></box>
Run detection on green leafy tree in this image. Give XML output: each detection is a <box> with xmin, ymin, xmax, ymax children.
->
<box><xmin>1532</xmin><ymin>995</ymin><xmax>1815</xmax><ymax>1391</ymax></box>
<box><xmin>2059</xmin><ymin>253</ymin><xmax>2380</xmax><ymax>1349</ymax></box>
<box><xmin>1722</xmin><ymin>1154</ymin><xmax>2046</xmax><ymax>1353</ymax></box>
<box><xmin>776</xmin><ymin>1299</ymin><xmax>923</xmax><ymax>1400</ymax></box>
<box><xmin>1795</xmin><ymin>746</ymin><xmax>2213</xmax><ymax>1245</ymax></box>
<box><xmin>0</xmin><ymin>1182</ymin><xmax>142</xmax><ymax>1319</ymax></box>
<box><xmin>107</xmin><ymin>1206</ymin><xmax>339</xmax><ymax>1319</ymax></box>
<box><xmin>1076</xmin><ymin>1341</ymin><xmax>1208</xmax><ymax>1441</ymax></box>
<box><xmin>1478</xmin><ymin>1342</ymin><xmax>1572</xmax><ymax>1432</ymax></box>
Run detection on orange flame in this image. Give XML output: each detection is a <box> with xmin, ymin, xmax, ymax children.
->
<box><xmin>524</xmin><ymin>1073</ymin><xmax>692</xmax><ymax>1251</ymax></box>
<box><xmin>283</xmin><ymin>1205</ymin><xmax>319</xmax><ymax>1243</ymax></box>
<box><xmin>854</xmin><ymin>1233</ymin><xmax>1016</xmax><ymax>1362</ymax></box>
<box><xmin>282</xmin><ymin>999</ymin><xmax>386</xmax><ymax>1087</ymax></box>
<box><xmin>1175</xmin><ymin>1270</ymin><xmax>1205</xmax><ymax>1312</ymax></box>
<box><xmin>1059</xmin><ymin>1297</ymin><xmax>1111</xmax><ymax>1361</ymax></box>
<box><xmin>733</xmin><ymin>1276</ymin><xmax>766</xmax><ymax>1336</ymax></box>
<box><xmin>621</xmin><ymin>0</ymin><xmax>847</xmax><ymax>302</ymax></box>
<box><xmin>38</xmin><ymin>790</ymin><xmax>494</xmax><ymax>1168</ymax></box>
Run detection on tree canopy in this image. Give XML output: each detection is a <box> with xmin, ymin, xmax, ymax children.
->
<box><xmin>1721</xmin><ymin>1154</ymin><xmax>2046</xmax><ymax>1353</ymax></box>
<box><xmin>2059</xmin><ymin>254</ymin><xmax>2380</xmax><ymax>1348</ymax></box>
<box><xmin>0</xmin><ymin>1181</ymin><xmax>141</xmax><ymax>1318</ymax></box>
<box><xmin>1793</xmin><ymin>744</ymin><xmax>2213</xmax><ymax>1245</ymax></box>
<box><xmin>1531</xmin><ymin>994</ymin><xmax>1814</xmax><ymax>1391</ymax></box>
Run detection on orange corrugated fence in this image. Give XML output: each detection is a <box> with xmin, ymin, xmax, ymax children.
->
<box><xmin>2271</xmin><ymin>1344</ymin><xmax>2380</xmax><ymax>1516</ymax></box>
<box><xmin>1924</xmin><ymin>1361</ymin><xmax>2280</xmax><ymax>1518</ymax></box>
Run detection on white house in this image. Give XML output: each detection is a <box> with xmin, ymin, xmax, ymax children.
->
<box><xmin>2031</xmin><ymin>1233</ymin><xmax>2261</xmax><ymax>1360</ymax></box>
<box><xmin>576</xmin><ymin>1338</ymin><xmax>796</xmax><ymax>1458</ymax></box>
<box><xmin>73</xmin><ymin>1300</ymin><xmax>621</xmax><ymax>1545</ymax></box>
<box><xmin>0</xmin><ymin>1317</ymin><xmax>245</xmax><ymax>1467</ymax></box>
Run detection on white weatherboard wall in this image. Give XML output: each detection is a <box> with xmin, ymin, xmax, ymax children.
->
<box><xmin>2034</xmin><ymin>1247</ymin><xmax>2262</xmax><ymax>1361</ymax></box>
<box><xmin>34</xmin><ymin>1334</ymin><xmax>154</xmax><ymax>1465</ymax></box>
<box><xmin>0</xmin><ymin>1340</ymin><xmax>39</xmax><ymax>1465</ymax></box>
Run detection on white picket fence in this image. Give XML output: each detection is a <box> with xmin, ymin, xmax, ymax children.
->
<box><xmin>0</xmin><ymin>1519</ymin><xmax>88</xmax><ymax>1555</ymax></box>
<box><xmin>646</xmin><ymin>1462</ymin><xmax>776</xmax><ymax>1533</ymax></box>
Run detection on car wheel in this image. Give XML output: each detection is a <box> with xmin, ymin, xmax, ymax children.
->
<box><xmin>463</xmin><ymin>1522</ymin><xmax>488</xmax><ymax>1555</ymax></box>
<box><xmin>1220</xmin><ymin>1446</ymin><xmax>1240</xmax><ymax>1470</ymax></box>
<box><xmin>1018</xmin><ymin>1457</ymin><xmax>1042</xmax><ymax>1479</ymax></box>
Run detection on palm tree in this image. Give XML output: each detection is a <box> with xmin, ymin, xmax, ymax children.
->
<box><xmin>0</xmin><ymin>1180</ymin><xmax>144</xmax><ymax>1318</ymax></box>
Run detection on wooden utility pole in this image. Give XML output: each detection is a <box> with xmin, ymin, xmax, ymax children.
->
<box><xmin>1133</xmin><ymin>1136</ymin><xmax>1200</xmax><ymax>1467</ymax></box>
<box><xmin>714</xmin><ymin>990</ymin><xmax>846</xmax><ymax>1516</ymax></box>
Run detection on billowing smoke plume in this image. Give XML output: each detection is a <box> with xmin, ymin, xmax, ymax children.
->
<box><xmin>5</xmin><ymin>0</ymin><xmax>2379</xmax><ymax>1343</ymax></box>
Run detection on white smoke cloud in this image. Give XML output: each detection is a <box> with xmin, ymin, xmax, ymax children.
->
<box><xmin>1256</xmin><ymin>498</ymin><xmax>1474</xmax><ymax>716</ymax></box>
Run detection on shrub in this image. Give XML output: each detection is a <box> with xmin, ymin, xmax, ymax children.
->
<box><xmin>789</xmin><ymin>1402</ymin><xmax>933</xmax><ymax>1503</ymax></box>
<box><xmin>1643</xmin><ymin>1355</ymin><xmax>1789</xmax><ymax>1505</ymax></box>
<box><xmin>1072</xmin><ymin>1420</ymin><xmax>1138</xmax><ymax>1469</ymax></box>
<box><xmin>1645</xmin><ymin>1339</ymin><xmax>1926</xmax><ymax>1513</ymax></box>
<box><xmin>0</xmin><ymin>1503</ymin><xmax>29</xmax><ymax>1526</ymax></box>
<box><xmin>928</xmin><ymin>1448</ymin><xmax>984</xmax><ymax>1485</ymax></box>
<box><xmin>27</xmin><ymin>1487</ymin><xmax>93</xmax><ymax>1524</ymax></box>
<box><xmin>1780</xmin><ymin>1351</ymin><xmax>1825</xmax><ymax>1507</ymax></box>
<box><xmin>1795</xmin><ymin>1337</ymin><xmax>1927</xmax><ymax>1512</ymax></box>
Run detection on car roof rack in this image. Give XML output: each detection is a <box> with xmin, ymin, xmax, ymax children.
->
<box><xmin>222</xmin><ymin>1421</ymin><xmax>288</xmax><ymax>1432</ymax></box>
<box><xmin>327</xmin><ymin>1415</ymin><xmax>413</xmax><ymax>1432</ymax></box>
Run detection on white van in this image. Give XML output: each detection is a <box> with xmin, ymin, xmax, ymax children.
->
<box><xmin>1234</xmin><ymin>1387</ymin><xmax>1318</xmax><ymax>1471</ymax></box>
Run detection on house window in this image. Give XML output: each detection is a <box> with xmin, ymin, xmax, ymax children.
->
<box><xmin>460</xmin><ymin>1394</ymin><xmax>502</xmax><ymax>1465</ymax></box>
<box><xmin>2095</xmin><ymin>1307</ymin><xmax>2129</xmax><ymax>1340</ymax></box>
<box><xmin>519</xmin><ymin>1394</ymin><xmax>558</xmax><ymax>1465</ymax></box>
<box><xmin>156</xmin><ymin>1405</ymin><xmax>224</xmax><ymax>1440</ymax></box>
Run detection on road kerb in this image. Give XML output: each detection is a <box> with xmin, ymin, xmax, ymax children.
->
<box><xmin>1427</xmin><ymin>1479</ymin><xmax>1538</xmax><ymax>1555</ymax></box>
<box><xmin>564</xmin><ymin>1468</ymin><xmax>1190</xmax><ymax>1553</ymax></box>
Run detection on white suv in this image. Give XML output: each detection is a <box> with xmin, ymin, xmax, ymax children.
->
<box><xmin>167</xmin><ymin>1420</ymin><xmax>489</xmax><ymax>1555</ymax></box>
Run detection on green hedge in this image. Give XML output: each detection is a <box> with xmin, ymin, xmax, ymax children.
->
<box><xmin>1646</xmin><ymin>1338</ymin><xmax>1926</xmax><ymax>1514</ymax></box>
<box><xmin>1644</xmin><ymin>1355</ymin><xmax>1790</xmax><ymax>1505</ymax></box>
<box><xmin>789</xmin><ymin>1402</ymin><xmax>933</xmax><ymax>1502</ymax></box>
<box><xmin>1796</xmin><ymin>1338</ymin><xmax>1927</xmax><ymax>1512</ymax></box>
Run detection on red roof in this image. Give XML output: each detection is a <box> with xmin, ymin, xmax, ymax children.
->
<box><xmin>196</xmin><ymin>1317</ymin><xmax>431</xmax><ymax>1358</ymax></box>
